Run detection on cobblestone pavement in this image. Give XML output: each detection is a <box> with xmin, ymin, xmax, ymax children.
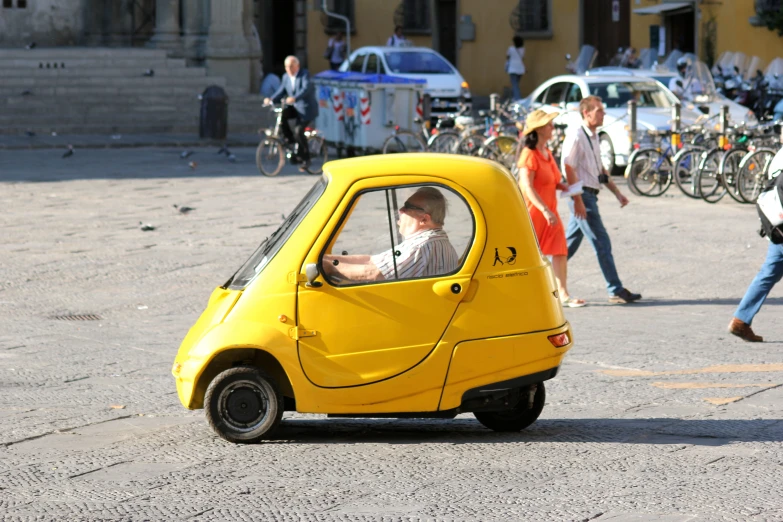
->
<box><xmin>1</xmin><ymin>148</ymin><xmax>781</xmax><ymax>522</ymax></box>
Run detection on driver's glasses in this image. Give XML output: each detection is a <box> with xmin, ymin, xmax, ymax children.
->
<box><xmin>401</xmin><ymin>201</ymin><xmax>426</xmax><ymax>213</ymax></box>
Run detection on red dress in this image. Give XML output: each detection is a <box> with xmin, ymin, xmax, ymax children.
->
<box><xmin>519</xmin><ymin>147</ymin><xmax>568</xmax><ymax>256</ymax></box>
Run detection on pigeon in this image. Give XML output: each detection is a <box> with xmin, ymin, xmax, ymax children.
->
<box><xmin>143</xmin><ymin>69</ymin><xmax>155</xmax><ymax>77</ymax></box>
<box><xmin>228</xmin><ymin>153</ymin><xmax>236</xmax><ymax>163</ymax></box>
<box><xmin>25</xmin><ymin>42</ymin><xmax>36</xmax><ymax>50</ymax></box>
<box><xmin>21</xmin><ymin>90</ymin><xmax>32</xmax><ymax>96</ymax></box>
<box><xmin>180</xmin><ymin>150</ymin><xmax>194</xmax><ymax>159</ymax></box>
<box><xmin>217</xmin><ymin>145</ymin><xmax>230</xmax><ymax>156</ymax></box>
<box><xmin>25</xmin><ymin>131</ymin><xmax>35</xmax><ymax>137</ymax></box>
<box><xmin>188</xmin><ymin>161</ymin><xmax>197</xmax><ymax>170</ymax></box>
<box><xmin>62</xmin><ymin>145</ymin><xmax>74</xmax><ymax>159</ymax></box>
<box><xmin>173</xmin><ymin>204</ymin><xmax>195</xmax><ymax>214</ymax></box>
<box><xmin>139</xmin><ymin>221</ymin><xmax>156</xmax><ymax>231</ymax></box>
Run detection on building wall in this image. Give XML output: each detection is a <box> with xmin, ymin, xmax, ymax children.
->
<box><xmin>0</xmin><ymin>0</ymin><xmax>88</xmax><ymax>47</ymax></box>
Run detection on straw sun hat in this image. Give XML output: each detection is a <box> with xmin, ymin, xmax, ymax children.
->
<box><xmin>522</xmin><ymin>109</ymin><xmax>559</xmax><ymax>136</ymax></box>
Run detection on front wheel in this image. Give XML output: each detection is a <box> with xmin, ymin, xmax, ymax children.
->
<box><xmin>599</xmin><ymin>133</ymin><xmax>616</xmax><ymax>174</ymax></box>
<box><xmin>205</xmin><ymin>366</ymin><xmax>284</xmax><ymax>444</ymax></box>
<box><xmin>382</xmin><ymin>131</ymin><xmax>426</xmax><ymax>154</ymax></box>
<box><xmin>627</xmin><ymin>148</ymin><xmax>672</xmax><ymax>197</ymax></box>
<box><xmin>474</xmin><ymin>382</ymin><xmax>545</xmax><ymax>432</ymax></box>
<box><xmin>697</xmin><ymin>148</ymin><xmax>727</xmax><ymax>203</ymax></box>
<box><xmin>305</xmin><ymin>135</ymin><xmax>328</xmax><ymax>175</ymax></box>
<box><xmin>480</xmin><ymin>135</ymin><xmax>519</xmax><ymax>170</ymax></box>
<box><xmin>719</xmin><ymin>148</ymin><xmax>748</xmax><ymax>203</ymax></box>
<box><xmin>672</xmin><ymin>146</ymin><xmax>705</xmax><ymax>199</ymax></box>
<box><xmin>256</xmin><ymin>138</ymin><xmax>285</xmax><ymax>177</ymax></box>
<box><xmin>427</xmin><ymin>130</ymin><xmax>460</xmax><ymax>153</ymax></box>
<box><xmin>737</xmin><ymin>149</ymin><xmax>775</xmax><ymax>203</ymax></box>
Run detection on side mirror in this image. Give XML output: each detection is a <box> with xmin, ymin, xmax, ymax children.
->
<box><xmin>305</xmin><ymin>263</ymin><xmax>322</xmax><ymax>288</ymax></box>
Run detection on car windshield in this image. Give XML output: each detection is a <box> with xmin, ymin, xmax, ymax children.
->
<box><xmin>384</xmin><ymin>51</ymin><xmax>453</xmax><ymax>74</ymax></box>
<box><xmin>587</xmin><ymin>81</ymin><xmax>675</xmax><ymax>108</ymax></box>
<box><xmin>226</xmin><ymin>177</ymin><xmax>327</xmax><ymax>290</ymax></box>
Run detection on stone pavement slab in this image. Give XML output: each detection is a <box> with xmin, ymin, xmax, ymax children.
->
<box><xmin>0</xmin><ymin>148</ymin><xmax>781</xmax><ymax>521</ymax></box>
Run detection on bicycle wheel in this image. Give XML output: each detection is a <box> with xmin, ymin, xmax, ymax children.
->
<box><xmin>305</xmin><ymin>135</ymin><xmax>328</xmax><ymax>175</ymax></box>
<box><xmin>382</xmin><ymin>131</ymin><xmax>426</xmax><ymax>154</ymax></box>
<box><xmin>627</xmin><ymin>148</ymin><xmax>672</xmax><ymax>197</ymax></box>
<box><xmin>737</xmin><ymin>149</ymin><xmax>775</xmax><ymax>203</ymax></box>
<box><xmin>427</xmin><ymin>130</ymin><xmax>460</xmax><ymax>153</ymax></box>
<box><xmin>696</xmin><ymin>148</ymin><xmax>727</xmax><ymax>203</ymax></box>
<box><xmin>719</xmin><ymin>148</ymin><xmax>748</xmax><ymax>203</ymax></box>
<box><xmin>255</xmin><ymin>138</ymin><xmax>285</xmax><ymax>177</ymax></box>
<box><xmin>456</xmin><ymin>133</ymin><xmax>486</xmax><ymax>156</ymax></box>
<box><xmin>480</xmin><ymin>136</ymin><xmax>518</xmax><ymax>169</ymax></box>
<box><xmin>672</xmin><ymin>147</ymin><xmax>705</xmax><ymax>199</ymax></box>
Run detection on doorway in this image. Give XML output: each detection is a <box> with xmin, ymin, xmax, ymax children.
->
<box><xmin>666</xmin><ymin>10</ymin><xmax>695</xmax><ymax>54</ymax></box>
<box><xmin>581</xmin><ymin>0</ymin><xmax>630</xmax><ymax>66</ymax></box>
<box><xmin>257</xmin><ymin>0</ymin><xmax>296</xmax><ymax>78</ymax></box>
<box><xmin>435</xmin><ymin>0</ymin><xmax>457</xmax><ymax>66</ymax></box>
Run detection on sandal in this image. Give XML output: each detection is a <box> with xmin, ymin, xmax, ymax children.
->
<box><xmin>560</xmin><ymin>296</ymin><xmax>587</xmax><ymax>308</ymax></box>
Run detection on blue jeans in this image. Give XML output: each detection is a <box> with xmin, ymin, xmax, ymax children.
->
<box><xmin>565</xmin><ymin>191</ymin><xmax>624</xmax><ymax>296</ymax></box>
<box><xmin>509</xmin><ymin>74</ymin><xmax>522</xmax><ymax>101</ymax></box>
<box><xmin>734</xmin><ymin>242</ymin><xmax>783</xmax><ymax>325</ymax></box>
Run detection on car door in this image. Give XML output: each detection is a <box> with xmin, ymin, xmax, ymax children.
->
<box><xmin>296</xmin><ymin>178</ymin><xmax>479</xmax><ymax>389</ymax></box>
<box><xmin>364</xmin><ymin>53</ymin><xmax>380</xmax><ymax>74</ymax></box>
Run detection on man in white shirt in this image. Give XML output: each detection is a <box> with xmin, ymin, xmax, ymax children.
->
<box><xmin>386</xmin><ymin>26</ymin><xmax>410</xmax><ymax>47</ymax></box>
<box><xmin>322</xmin><ymin>187</ymin><xmax>458</xmax><ymax>282</ymax></box>
<box><xmin>561</xmin><ymin>95</ymin><xmax>641</xmax><ymax>304</ymax></box>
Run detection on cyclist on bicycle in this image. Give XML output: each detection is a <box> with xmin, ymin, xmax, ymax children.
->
<box><xmin>264</xmin><ymin>55</ymin><xmax>319</xmax><ymax>171</ymax></box>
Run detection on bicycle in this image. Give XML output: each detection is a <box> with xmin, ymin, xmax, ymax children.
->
<box><xmin>381</xmin><ymin>114</ymin><xmax>461</xmax><ymax>154</ymax></box>
<box><xmin>255</xmin><ymin>102</ymin><xmax>328</xmax><ymax>177</ymax></box>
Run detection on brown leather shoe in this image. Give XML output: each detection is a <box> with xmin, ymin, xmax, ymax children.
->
<box><xmin>728</xmin><ymin>318</ymin><xmax>763</xmax><ymax>342</ymax></box>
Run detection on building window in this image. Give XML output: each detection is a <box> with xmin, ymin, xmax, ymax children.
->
<box><xmin>510</xmin><ymin>0</ymin><xmax>552</xmax><ymax>39</ymax></box>
<box><xmin>3</xmin><ymin>0</ymin><xmax>13</xmax><ymax>7</ymax></box>
<box><xmin>324</xmin><ymin>0</ymin><xmax>355</xmax><ymax>34</ymax></box>
<box><xmin>403</xmin><ymin>0</ymin><xmax>431</xmax><ymax>34</ymax></box>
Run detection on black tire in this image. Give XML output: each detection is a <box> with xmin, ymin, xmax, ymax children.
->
<box><xmin>305</xmin><ymin>135</ymin><xmax>328</xmax><ymax>175</ymax></box>
<box><xmin>382</xmin><ymin>131</ymin><xmax>426</xmax><ymax>154</ymax></box>
<box><xmin>205</xmin><ymin>366</ymin><xmax>284</xmax><ymax>444</ymax></box>
<box><xmin>456</xmin><ymin>133</ymin><xmax>486</xmax><ymax>156</ymax></box>
<box><xmin>474</xmin><ymin>382</ymin><xmax>545</xmax><ymax>432</ymax></box>
<box><xmin>627</xmin><ymin>148</ymin><xmax>672</xmax><ymax>197</ymax></box>
<box><xmin>737</xmin><ymin>149</ymin><xmax>775</xmax><ymax>203</ymax></box>
<box><xmin>672</xmin><ymin>146</ymin><xmax>704</xmax><ymax>199</ymax></box>
<box><xmin>256</xmin><ymin>138</ymin><xmax>285</xmax><ymax>177</ymax></box>
<box><xmin>599</xmin><ymin>133</ymin><xmax>615</xmax><ymax>174</ymax></box>
<box><xmin>480</xmin><ymin>136</ymin><xmax>518</xmax><ymax>170</ymax></box>
<box><xmin>697</xmin><ymin>148</ymin><xmax>727</xmax><ymax>203</ymax></box>
<box><xmin>427</xmin><ymin>130</ymin><xmax>460</xmax><ymax>153</ymax></box>
<box><xmin>719</xmin><ymin>148</ymin><xmax>748</xmax><ymax>203</ymax></box>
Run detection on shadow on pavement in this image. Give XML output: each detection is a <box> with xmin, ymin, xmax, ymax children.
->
<box><xmin>269</xmin><ymin>417</ymin><xmax>783</xmax><ymax>445</ymax></box>
<box><xmin>588</xmin><ymin>298</ymin><xmax>783</xmax><ymax>307</ymax></box>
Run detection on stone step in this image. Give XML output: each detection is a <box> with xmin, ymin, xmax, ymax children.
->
<box><xmin>0</xmin><ymin>47</ymin><xmax>170</xmax><ymax>59</ymax></box>
<box><xmin>0</xmin><ymin>57</ymin><xmax>191</xmax><ymax>69</ymax></box>
<box><xmin>0</xmin><ymin>84</ymin><xmax>225</xmax><ymax>97</ymax></box>
<box><xmin>0</xmin><ymin>76</ymin><xmax>225</xmax><ymax>88</ymax></box>
<box><xmin>0</xmin><ymin>67</ymin><xmax>207</xmax><ymax>78</ymax></box>
<box><xmin>0</xmin><ymin>119</ymin><xmax>268</xmax><ymax>136</ymax></box>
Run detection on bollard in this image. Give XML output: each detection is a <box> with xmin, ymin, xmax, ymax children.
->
<box><xmin>489</xmin><ymin>93</ymin><xmax>499</xmax><ymax>112</ymax></box>
<box><xmin>628</xmin><ymin>99</ymin><xmax>637</xmax><ymax>149</ymax></box>
<box><xmin>421</xmin><ymin>93</ymin><xmax>432</xmax><ymax>121</ymax></box>
<box><xmin>719</xmin><ymin>105</ymin><xmax>729</xmax><ymax>149</ymax></box>
<box><xmin>671</xmin><ymin>102</ymin><xmax>681</xmax><ymax>134</ymax></box>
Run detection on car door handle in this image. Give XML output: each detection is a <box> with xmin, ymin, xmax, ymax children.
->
<box><xmin>432</xmin><ymin>277</ymin><xmax>473</xmax><ymax>302</ymax></box>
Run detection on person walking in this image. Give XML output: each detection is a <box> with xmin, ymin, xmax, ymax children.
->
<box><xmin>728</xmin><ymin>242</ymin><xmax>783</xmax><ymax>342</ymax></box>
<box><xmin>386</xmin><ymin>26</ymin><xmax>410</xmax><ymax>47</ymax></box>
<box><xmin>561</xmin><ymin>95</ymin><xmax>642</xmax><ymax>304</ymax></box>
<box><xmin>518</xmin><ymin>109</ymin><xmax>585</xmax><ymax>308</ymax></box>
<box><xmin>506</xmin><ymin>36</ymin><xmax>525</xmax><ymax>101</ymax></box>
<box><xmin>325</xmin><ymin>31</ymin><xmax>347</xmax><ymax>71</ymax></box>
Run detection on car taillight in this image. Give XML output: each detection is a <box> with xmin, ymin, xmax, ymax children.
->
<box><xmin>548</xmin><ymin>332</ymin><xmax>570</xmax><ymax>348</ymax></box>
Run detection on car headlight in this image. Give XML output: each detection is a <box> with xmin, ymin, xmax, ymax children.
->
<box><xmin>461</xmin><ymin>81</ymin><xmax>471</xmax><ymax>99</ymax></box>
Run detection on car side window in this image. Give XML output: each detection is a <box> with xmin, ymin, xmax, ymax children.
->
<box><xmin>543</xmin><ymin>82</ymin><xmax>568</xmax><ymax>105</ymax></box>
<box><xmin>349</xmin><ymin>54</ymin><xmax>366</xmax><ymax>73</ymax></box>
<box><xmin>534</xmin><ymin>87</ymin><xmax>548</xmax><ymax>104</ymax></box>
<box><xmin>321</xmin><ymin>184</ymin><xmax>474</xmax><ymax>286</ymax></box>
<box><xmin>565</xmin><ymin>83</ymin><xmax>583</xmax><ymax>104</ymax></box>
<box><xmin>365</xmin><ymin>53</ymin><xmax>379</xmax><ymax>74</ymax></box>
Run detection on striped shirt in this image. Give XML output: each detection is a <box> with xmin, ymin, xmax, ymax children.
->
<box><xmin>562</xmin><ymin>124</ymin><xmax>603</xmax><ymax>190</ymax></box>
<box><xmin>371</xmin><ymin>228</ymin><xmax>459</xmax><ymax>280</ymax></box>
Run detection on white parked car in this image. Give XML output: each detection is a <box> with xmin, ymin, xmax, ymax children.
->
<box><xmin>586</xmin><ymin>64</ymin><xmax>758</xmax><ymax>126</ymax></box>
<box><xmin>520</xmin><ymin>74</ymin><xmax>703</xmax><ymax>173</ymax></box>
<box><xmin>339</xmin><ymin>46</ymin><xmax>471</xmax><ymax>117</ymax></box>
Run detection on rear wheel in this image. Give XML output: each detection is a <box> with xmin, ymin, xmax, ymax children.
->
<box><xmin>456</xmin><ymin>133</ymin><xmax>486</xmax><ymax>156</ymax></box>
<box><xmin>672</xmin><ymin>147</ymin><xmax>705</xmax><ymax>199</ymax></box>
<box><xmin>305</xmin><ymin>135</ymin><xmax>328</xmax><ymax>175</ymax></box>
<box><xmin>719</xmin><ymin>148</ymin><xmax>748</xmax><ymax>203</ymax></box>
<box><xmin>205</xmin><ymin>366</ymin><xmax>284</xmax><ymax>444</ymax></box>
<box><xmin>599</xmin><ymin>133</ymin><xmax>616</xmax><ymax>174</ymax></box>
<box><xmin>256</xmin><ymin>138</ymin><xmax>285</xmax><ymax>177</ymax></box>
<box><xmin>382</xmin><ymin>131</ymin><xmax>426</xmax><ymax>154</ymax></box>
<box><xmin>627</xmin><ymin>148</ymin><xmax>672</xmax><ymax>197</ymax></box>
<box><xmin>474</xmin><ymin>382</ymin><xmax>545</xmax><ymax>432</ymax></box>
<box><xmin>480</xmin><ymin>135</ymin><xmax>519</xmax><ymax>170</ymax></box>
<box><xmin>738</xmin><ymin>149</ymin><xmax>775</xmax><ymax>203</ymax></box>
<box><xmin>427</xmin><ymin>130</ymin><xmax>461</xmax><ymax>153</ymax></box>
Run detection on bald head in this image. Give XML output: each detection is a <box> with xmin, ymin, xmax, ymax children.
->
<box><xmin>284</xmin><ymin>55</ymin><xmax>300</xmax><ymax>77</ymax></box>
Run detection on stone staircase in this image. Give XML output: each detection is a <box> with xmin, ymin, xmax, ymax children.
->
<box><xmin>0</xmin><ymin>47</ymin><xmax>270</xmax><ymax>137</ymax></box>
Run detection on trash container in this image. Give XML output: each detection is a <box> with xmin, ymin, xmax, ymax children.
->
<box><xmin>199</xmin><ymin>85</ymin><xmax>228</xmax><ymax>139</ymax></box>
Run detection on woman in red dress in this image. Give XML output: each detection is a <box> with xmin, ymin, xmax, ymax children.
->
<box><xmin>517</xmin><ymin>110</ymin><xmax>586</xmax><ymax>307</ymax></box>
